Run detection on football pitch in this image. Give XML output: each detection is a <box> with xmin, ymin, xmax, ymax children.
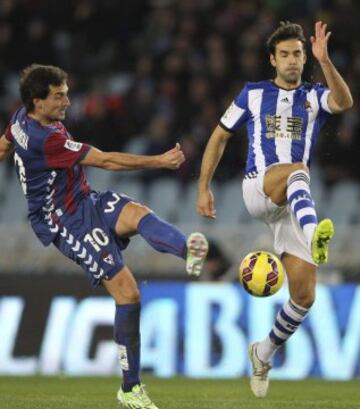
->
<box><xmin>1</xmin><ymin>376</ymin><xmax>359</xmax><ymax>409</ymax></box>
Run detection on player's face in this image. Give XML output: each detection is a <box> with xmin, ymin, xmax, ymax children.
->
<box><xmin>34</xmin><ymin>83</ymin><xmax>71</xmax><ymax>123</ymax></box>
<box><xmin>270</xmin><ymin>39</ymin><xmax>306</xmax><ymax>87</ymax></box>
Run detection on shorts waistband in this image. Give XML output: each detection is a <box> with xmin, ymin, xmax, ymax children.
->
<box><xmin>244</xmin><ymin>171</ymin><xmax>258</xmax><ymax>180</ymax></box>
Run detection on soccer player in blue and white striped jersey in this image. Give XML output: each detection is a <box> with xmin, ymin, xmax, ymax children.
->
<box><xmin>197</xmin><ymin>21</ymin><xmax>353</xmax><ymax>398</ymax></box>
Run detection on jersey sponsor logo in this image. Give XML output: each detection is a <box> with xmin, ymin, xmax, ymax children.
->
<box><xmin>64</xmin><ymin>139</ymin><xmax>83</xmax><ymax>152</ymax></box>
<box><xmin>265</xmin><ymin>114</ymin><xmax>303</xmax><ymax>140</ymax></box>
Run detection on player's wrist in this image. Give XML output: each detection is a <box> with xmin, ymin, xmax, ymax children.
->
<box><xmin>151</xmin><ymin>155</ymin><xmax>163</xmax><ymax>168</ymax></box>
<box><xmin>318</xmin><ymin>57</ymin><xmax>332</xmax><ymax>67</ymax></box>
<box><xmin>198</xmin><ymin>184</ymin><xmax>211</xmax><ymax>192</ymax></box>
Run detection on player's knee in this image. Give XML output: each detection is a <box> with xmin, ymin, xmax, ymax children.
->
<box><xmin>118</xmin><ymin>283</ymin><xmax>141</xmax><ymax>303</ymax></box>
<box><xmin>292</xmin><ymin>292</ymin><xmax>315</xmax><ymax>309</ymax></box>
<box><xmin>290</xmin><ymin>162</ymin><xmax>309</xmax><ymax>175</ymax></box>
<box><xmin>129</xmin><ymin>202</ymin><xmax>152</xmax><ymax>227</ymax></box>
<box><xmin>126</xmin><ymin>286</ymin><xmax>141</xmax><ymax>303</ymax></box>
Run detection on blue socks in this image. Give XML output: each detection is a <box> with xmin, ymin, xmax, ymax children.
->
<box><xmin>114</xmin><ymin>303</ymin><xmax>141</xmax><ymax>392</ymax></box>
<box><xmin>138</xmin><ymin>212</ymin><xmax>187</xmax><ymax>259</ymax></box>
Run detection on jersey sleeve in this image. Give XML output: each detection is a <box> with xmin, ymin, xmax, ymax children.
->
<box><xmin>314</xmin><ymin>83</ymin><xmax>332</xmax><ymax>114</ymax></box>
<box><xmin>44</xmin><ymin>132</ymin><xmax>91</xmax><ymax>169</ymax></box>
<box><xmin>219</xmin><ymin>85</ymin><xmax>249</xmax><ymax>132</ymax></box>
<box><xmin>4</xmin><ymin>123</ymin><xmax>14</xmax><ymax>143</ymax></box>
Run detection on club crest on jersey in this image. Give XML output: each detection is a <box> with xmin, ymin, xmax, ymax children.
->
<box><xmin>103</xmin><ymin>253</ymin><xmax>115</xmax><ymax>266</ymax></box>
<box><xmin>304</xmin><ymin>101</ymin><xmax>312</xmax><ymax>111</ymax></box>
<box><xmin>64</xmin><ymin>140</ymin><xmax>82</xmax><ymax>152</ymax></box>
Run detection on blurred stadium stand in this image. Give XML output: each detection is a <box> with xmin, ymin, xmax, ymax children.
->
<box><xmin>0</xmin><ymin>0</ymin><xmax>359</xmax><ymax>280</ymax></box>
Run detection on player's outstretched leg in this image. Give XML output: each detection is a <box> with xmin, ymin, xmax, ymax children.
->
<box><xmin>137</xmin><ymin>212</ymin><xmax>187</xmax><ymax>258</ymax></box>
<box><xmin>186</xmin><ymin>232</ymin><xmax>209</xmax><ymax>276</ymax></box>
<box><xmin>117</xmin><ymin>384</ymin><xmax>159</xmax><ymax>409</ymax></box>
<box><xmin>137</xmin><ymin>213</ymin><xmax>208</xmax><ymax>275</ymax></box>
<box><xmin>248</xmin><ymin>342</ymin><xmax>272</xmax><ymax>398</ymax></box>
<box><xmin>312</xmin><ymin>218</ymin><xmax>335</xmax><ymax>264</ymax></box>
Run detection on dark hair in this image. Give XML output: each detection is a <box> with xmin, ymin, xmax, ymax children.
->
<box><xmin>20</xmin><ymin>64</ymin><xmax>68</xmax><ymax>112</ymax></box>
<box><xmin>266</xmin><ymin>21</ymin><xmax>306</xmax><ymax>55</ymax></box>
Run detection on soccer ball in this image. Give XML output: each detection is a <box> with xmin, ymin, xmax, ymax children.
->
<box><xmin>239</xmin><ymin>251</ymin><xmax>285</xmax><ymax>297</ymax></box>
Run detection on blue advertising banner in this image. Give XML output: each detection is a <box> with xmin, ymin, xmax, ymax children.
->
<box><xmin>0</xmin><ymin>278</ymin><xmax>359</xmax><ymax>379</ymax></box>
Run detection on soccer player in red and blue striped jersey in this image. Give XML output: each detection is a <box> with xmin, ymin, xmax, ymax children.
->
<box><xmin>0</xmin><ymin>64</ymin><xmax>208</xmax><ymax>408</ymax></box>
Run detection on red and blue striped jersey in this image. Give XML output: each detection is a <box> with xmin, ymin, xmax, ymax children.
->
<box><xmin>5</xmin><ymin>107</ymin><xmax>91</xmax><ymax>246</ymax></box>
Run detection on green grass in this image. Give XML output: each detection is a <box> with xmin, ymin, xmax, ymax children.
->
<box><xmin>0</xmin><ymin>376</ymin><xmax>360</xmax><ymax>409</ymax></box>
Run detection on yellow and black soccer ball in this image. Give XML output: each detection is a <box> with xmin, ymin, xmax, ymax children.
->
<box><xmin>239</xmin><ymin>251</ymin><xmax>285</xmax><ymax>297</ymax></box>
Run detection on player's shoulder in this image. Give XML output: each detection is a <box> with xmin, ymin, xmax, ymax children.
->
<box><xmin>42</xmin><ymin>122</ymin><xmax>68</xmax><ymax>139</ymax></box>
<box><xmin>244</xmin><ymin>80</ymin><xmax>273</xmax><ymax>90</ymax></box>
<box><xmin>233</xmin><ymin>81</ymin><xmax>271</xmax><ymax>104</ymax></box>
<box><xmin>301</xmin><ymin>81</ymin><xmax>327</xmax><ymax>92</ymax></box>
<box><xmin>9</xmin><ymin>106</ymin><xmax>26</xmax><ymax>125</ymax></box>
<box><xmin>9</xmin><ymin>107</ymin><xmax>63</xmax><ymax>140</ymax></box>
<box><xmin>34</xmin><ymin>122</ymin><xmax>71</xmax><ymax>153</ymax></box>
<box><xmin>234</xmin><ymin>80</ymin><xmax>271</xmax><ymax>94</ymax></box>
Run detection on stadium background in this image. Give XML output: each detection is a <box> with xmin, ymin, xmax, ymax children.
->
<box><xmin>0</xmin><ymin>0</ymin><xmax>359</xmax><ymax>381</ymax></box>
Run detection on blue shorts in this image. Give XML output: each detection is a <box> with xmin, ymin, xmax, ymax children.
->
<box><xmin>53</xmin><ymin>191</ymin><xmax>134</xmax><ymax>287</ymax></box>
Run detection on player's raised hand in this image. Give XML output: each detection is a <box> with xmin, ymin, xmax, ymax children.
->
<box><xmin>197</xmin><ymin>188</ymin><xmax>216</xmax><ymax>219</ymax></box>
<box><xmin>159</xmin><ymin>143</ymin><xmax>185</xmax><ymax>169</ymax></box>
<box><xmin>310</xmin><ymin>21</ymin><xmax>331</xmax><ymax>64</ymax></box>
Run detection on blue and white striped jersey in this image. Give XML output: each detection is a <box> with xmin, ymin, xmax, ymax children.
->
<box><xmin>220</xmin><ymin>80</ymin><xmax>332</xmax><ymax>174</ymax></box>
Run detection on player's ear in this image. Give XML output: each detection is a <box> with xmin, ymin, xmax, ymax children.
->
<box><xmin>270</xmin><ymin>53</ymin><xmax>276</xmax><ymax>67</ymax></box>
<box><xmin>33</xmin><ymin>98</ymin><xmax>42</xmax><ymax>111</ymax></box>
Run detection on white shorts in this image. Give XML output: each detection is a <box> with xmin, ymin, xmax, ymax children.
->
<box><xmin>242</xmin><ymin>170</ymin><xmax>316</xmax><ymax>265</ymax></box>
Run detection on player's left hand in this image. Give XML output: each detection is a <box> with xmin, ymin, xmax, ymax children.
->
<box><xmin>310</xmin><ymin>21</ymin><xmax>331</xmax><ymax>64</ymax></box>
<box><xmin>159</xmin><ymin>143</ymin><xmax>185</xmax><ymax>169</ymax></box>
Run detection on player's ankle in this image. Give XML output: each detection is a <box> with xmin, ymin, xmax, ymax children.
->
<box><xmin>122</xmin><ymin>381</ymin><xmax>141</xmax><ymax>392</ymax></box>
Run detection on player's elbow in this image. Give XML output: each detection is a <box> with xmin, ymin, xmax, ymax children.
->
<box><xmin>213</xmin><ymin>125</ymin><xmax>232</xmax><ymax>143</ymax></box>
<box><xmin>333</xmin><ymin>96</ymin><xmax>354</xmax><ymax>113</ymax></box>
<box><xmin>94</xmin><ymin>152</ymin><xmax>118</xmax><ymax>170</ymax></box>
<box><xmin>81</xmin><ymin>148</ymin><xmax>111</xmax><ymax>169</ymax></box>
<box><xmin>0</xmin><ymin>150</ymin><xmax>10</xmax><ymax>161</ymax></box>
<box><xmin>102</xmin><ymin>153</ymin><xmax>117</xmax><ymax>170</ymax></box>
<box><xmin>344</xmin><ymin>96</ymin><xmax>354</xmax><ymax>110</ymax></box>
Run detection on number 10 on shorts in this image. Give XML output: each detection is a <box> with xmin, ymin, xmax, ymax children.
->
<box><xmin>84</xmin><ymin>228</ymin><xmax>109</xmax><ymax>252</ymax></box>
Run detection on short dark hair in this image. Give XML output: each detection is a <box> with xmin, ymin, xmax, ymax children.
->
<box><xmin>20</xmin><ymin>64</ymin><xmax>68</xmax><ymax>112</ymax></box>
<box><xmin>266</xmin><ymin>21</ymin><xmax>306</xmax><ymax>56</ymax></box>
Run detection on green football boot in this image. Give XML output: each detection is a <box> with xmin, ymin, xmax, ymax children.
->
<box><xmin>117</xmin><ymin>384</ymin><xmax>159</xmax><ymax>409</ymax></box>
<box><xmin>312</xmin><ymin>218</ymin><xmax>335</xmax><ymax>264</ymax></box>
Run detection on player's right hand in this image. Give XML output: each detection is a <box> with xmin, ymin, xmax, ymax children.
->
<box><xmin>159</xmin><ymin>143</ymin><xmax>185</xmax><ymax>169</ymax></box>
<box><xmin>197</xmin><ymin>189</ymin><xmax>216</xmax><ymax>219</ymax></box>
